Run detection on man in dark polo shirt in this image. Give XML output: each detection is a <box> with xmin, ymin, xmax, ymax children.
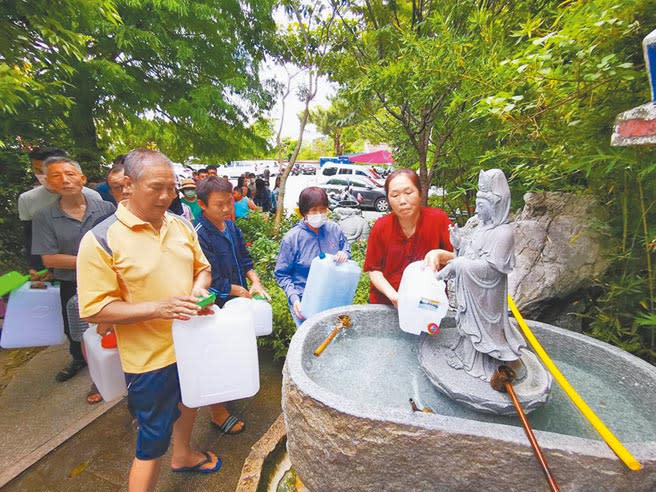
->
<box><xmin>18</xmin><ymin>147</ymin><xmax>102</xmax><ymax>274</ymax></box>
<box><xmin>32</xmin><ymin>156</ymin><xmax>115</xmax><ymax>381</ymax></box>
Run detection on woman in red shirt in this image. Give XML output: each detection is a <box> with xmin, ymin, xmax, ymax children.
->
<box><xmin>364</xmin><ymin>169</ymin><xmax>454</xmax><ymax>306</ymax></box>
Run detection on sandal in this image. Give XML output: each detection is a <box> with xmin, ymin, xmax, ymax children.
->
<box><xmin>55</xmin><ymin>360</ymin><xmax>87</xmax><ymax>382</ymax></box>
<box><xmin>86</xmin><ymin>384</ymin><xmax>103</xmax><ymax>405</ymax></box>
<box><xmin>171</xmin><ymin>451</ymin><xmax>222</xmax><ymax>474</ymax></box>
<box><xmin>211</xmin><ymin>414</ymin><xmax>245</xmax><ymax>435</ymax></box>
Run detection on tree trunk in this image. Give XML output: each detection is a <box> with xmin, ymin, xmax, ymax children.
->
<box><xmin>334</xmin><ymin>129</ymin><xmax>341</xmax><ymax>155</ymax></box>
<box><xmin>276</xmin><ymin>70</ymin><xmax>295</xmax><ymax>165</ymax></box>
<box><xmin>274</xmin><ymin>76</ymin><xmax>316</xmax><ymax>233</ymax></box>
<box><xmin>418</xmin><ymin>152</ymin><xmax>429</xmax><ymax>205</ymax></box>
<box><xmin>67</xmin><ymin>62</ymin><xmax>101</xmax><ymax>165</ymax></box>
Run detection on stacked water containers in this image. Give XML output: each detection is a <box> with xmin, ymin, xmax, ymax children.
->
<box><xmin>300</xmin><ymin>253</ymin><xmax>361</xmax><ymax>320</ymax></box>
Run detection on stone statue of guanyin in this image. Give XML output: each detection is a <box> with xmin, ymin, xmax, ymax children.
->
<box><xmin>436</xmin><ymin>169</ymin><xmax>526</xmax><ymax>381</ymax></box>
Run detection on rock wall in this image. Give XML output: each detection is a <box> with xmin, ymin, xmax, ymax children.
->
<box><xmin>509</xmin><ymin>191</ymin><xmax>611</xmax><ymax>319</ymax></box>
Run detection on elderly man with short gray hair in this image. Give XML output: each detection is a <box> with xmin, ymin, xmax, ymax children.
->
<box><xmin>18</xmin><ymin>147</ymin><xmax>101</xmax><ymax>273</ymax></box>
<box><xmin>77</xmin><ymin>148</ymin><xmax>221</xmax><ymax>492</ymax></box>
<box><xmin>31</xmin><ymin>156</ymin><xmax>116</xmax><ymax>382</ymax></box>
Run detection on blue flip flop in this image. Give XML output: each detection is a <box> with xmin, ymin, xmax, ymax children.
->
<box><xmin>171</xmin><ymin>451</ymin><xmax>222</xmax><ymax>474</ymax></box>
<box><xmin>211</xmin><ymin>414</ymin><xmax>245</xmax><ymax>434</ymax></box>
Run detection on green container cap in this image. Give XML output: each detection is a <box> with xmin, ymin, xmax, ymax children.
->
<box><xmin>196</xmin><ymin>292</ymin><xmax>217</xmax><ymax>308</ymax></box>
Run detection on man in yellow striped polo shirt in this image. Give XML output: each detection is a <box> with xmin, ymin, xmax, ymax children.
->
<box><xmin>77</xmin><ymin>149</ymin><xmax>221</xmax><ymax>492</ymax></box>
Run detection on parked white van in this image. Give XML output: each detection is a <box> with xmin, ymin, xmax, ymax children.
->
<box><xmin>317</xmin><ymin>163</ymin><xmax>384</xmax><ymax>185</ymax></box>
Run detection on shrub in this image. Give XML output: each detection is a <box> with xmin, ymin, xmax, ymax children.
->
<box><xmin>237</xmin><ymin>212</ymin><xmax>298</xmax><ymax>359</ymax></box>
<box><xmin>0</xmin><ymin>151</ymin><xmax>31</xmax><ymax>273</ymax></box>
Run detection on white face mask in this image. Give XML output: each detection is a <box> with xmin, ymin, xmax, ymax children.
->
<box><xmin>306</xmin><ymin>213</ymin><xmax>327</xmax><ymax>228</ymax></box>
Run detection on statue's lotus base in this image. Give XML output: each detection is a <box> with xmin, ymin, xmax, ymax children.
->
<box><xmin>419</xmin><ymin>326</ymin><xmax>553</xmax><ymax>415</ymax></box>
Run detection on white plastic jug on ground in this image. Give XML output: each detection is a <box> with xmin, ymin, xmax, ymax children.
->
<box><xmin>300</xmin><ymin>253</ymin><xmax>361</xmax><ymax>320</ymax></box>
<box><xmin>224</xmin><ymin>296</ymin><xmax>273</xmax><ymax>336</ymax></box>
<box><xmin>0</xmin><ymin>282</ymin><xmax>64</xmax><ymax>348</ymax></box>
<box><xmin>172</xmin><ymin>308</ymin><xmax>259</xmax><ymax>408</ymax></box>
<box><xmin>83</xmin><ymin>327</ymin><xmax>127</xmax><ymax>401</ymax></box>
<box><xmin>397</xmin><ymin>260</ymin><xmax>449</xmax><ymax>335</ymax></box>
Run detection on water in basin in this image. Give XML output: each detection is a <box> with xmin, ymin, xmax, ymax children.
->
<box><xmin>305</xmin><ymin>329</ymin><xmax>656</xmax><ymax>442</ymax></box>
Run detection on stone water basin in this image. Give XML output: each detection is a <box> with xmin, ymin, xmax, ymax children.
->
<box><xmin>281</xmin><ymin>305</ymin><xmax>656</xmax><ymax>491</ymax></box>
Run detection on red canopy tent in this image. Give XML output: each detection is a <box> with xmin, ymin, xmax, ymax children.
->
<box><xmin>348</xmin><ymin>149</ymin><xmax>394</xmax><ymax>164</ymax></box>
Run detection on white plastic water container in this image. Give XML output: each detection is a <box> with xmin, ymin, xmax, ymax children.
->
<box><xmin>300</xmin><ymin>253</ymin><xmax>361</xmax><ymax>320</ymax></box>
<box><xmin>172</xmin><ymin>308</ymin><xmax>259</xmax><ymax>408</ymax></box>
<box><xmin>0</xmin><ymin>282</ymin><xmax>65</xmax><ymax>348</ymax></box>
<box><xmin>83</xmin><ymin>327</ymin><xmax>127</xmax><ymax>401</ymax></box>
<box><xmin>224</xmin><ymin>296</ymin><xmax>273</xmax><ymax>336</ymax></box>
<box><xmin>397</xmin><ymin>261</ymin><xmax>449</xmax><ymax>335</ymax></box>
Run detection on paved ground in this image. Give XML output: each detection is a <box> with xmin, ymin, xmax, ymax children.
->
<box><xmin>1</xmin><ymin>345</ymin><xmax>284</xmax><ymax>492</ymax></box>
<box><xmin>0</xmin><ymin>343</ymin><xmax>124</xmax><ymax>487</ymax></box>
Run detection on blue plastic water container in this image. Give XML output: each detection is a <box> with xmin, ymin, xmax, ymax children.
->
<box><xmin>300</xmin><ymin>253</ymin><xmax>361</xmax><ymax>320</ymax></box>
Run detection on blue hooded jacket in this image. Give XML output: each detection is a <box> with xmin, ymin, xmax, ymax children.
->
<box><xmin>274</xmin><ymin>219</ymin><xmax>350</xmax><ymax>306</ymax></box>
<box><xmin>195</xmin><ymin>215</ymin><xmax>254</xmax><ymax>306</ymax></box>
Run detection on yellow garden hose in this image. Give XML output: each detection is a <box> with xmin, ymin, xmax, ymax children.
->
<box><xmin>508</xmin><ymin>295</ymin><xmax>642</xmax><ymax>471</ymax></box>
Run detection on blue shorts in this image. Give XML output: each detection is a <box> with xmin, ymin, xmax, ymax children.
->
<box><xmin>125</xmin><ymin>363</ymin><xmax>181</xmax><ymax>460</ymax></box>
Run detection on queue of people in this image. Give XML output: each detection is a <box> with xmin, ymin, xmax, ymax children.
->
<box><xmin>14</xmin><ymin>145</ymin><xmax>455</xmax><ymax>492</ymax></box>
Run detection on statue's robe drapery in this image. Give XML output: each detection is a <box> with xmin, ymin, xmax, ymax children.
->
<box><xmin>446</xmin><ymin>169</ymin><xmax>526</xmax><ymax>381</ymax></box>
<box><xmin>449</xmin><ymin>223</ymin><xmax>526</xmax><ymax>380</ymax></box>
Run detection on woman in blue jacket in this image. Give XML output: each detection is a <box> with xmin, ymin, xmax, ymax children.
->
<box><xmin>275</xmin><ymin>186</ymin><xmax>350</xmax><ymax>325</ymax></box>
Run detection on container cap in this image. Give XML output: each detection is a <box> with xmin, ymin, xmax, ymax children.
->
<box><xmin>101</xmin><ymin>331</ymin><xmax>117</xmax><ymax>349</ymax></box>
<box><xmin>319</xmin><ymin>252</ymin><xmax>326</xmax><ymax>259</ymax></box>
<box><xmin>196</xmin><ymin>291</ymin><xmax>217</xmax><ymax>308</ymax></box>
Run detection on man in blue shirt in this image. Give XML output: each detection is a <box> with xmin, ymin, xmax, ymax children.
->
<box><xmin>94</xmin><ymin>154</ymin><xmax>126</xmax><ymax>205</ymax></box>
<box><xmin>194</xmin><ymin>176</ymin><xmax>270</xmax><ymax>434</ymax></box>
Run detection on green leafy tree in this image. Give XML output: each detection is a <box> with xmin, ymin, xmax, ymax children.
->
<box><xmin>472</xmin><ymin>0</ymin><xmax>655</xmax><ymax>361</ymax></box>
<box><xmin>1</xmin><ymin>0</ymin><xmax>120</xmax><ymax>151</ymax></box>
<box><xmin>1</xmin><ymin>0</ymin><xmax>277</xmax><ymax>164</ymax></box>
<box><xmin>309</xmin><ymin>96</ymin><xmax>364</xmax><ymax>155</ymax></box>
<box><xmin>0</xmin><ymin>0</ymin><xmax>278</xmax><ymax>272</ymax></box>
<box><xmin>327</xmin><ymin>0</ymin><xmax>531</xmax><ymax>199</ymax></box>
<box><xmin>298</xmin><ymin>136</ymin><xmax>332</xmax><ymax>159</ymax></box>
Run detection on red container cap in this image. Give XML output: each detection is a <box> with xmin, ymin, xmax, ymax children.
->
<box><xmin>101</xmin><ymin>331</ymin><xmax>117</xmax><ymax>349</ymax></box>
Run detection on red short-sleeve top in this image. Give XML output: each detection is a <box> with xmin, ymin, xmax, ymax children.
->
<box><xmin>364</xmin><ymin>207</ymin><xmax>452</xmax><ymax>305</ymax></box>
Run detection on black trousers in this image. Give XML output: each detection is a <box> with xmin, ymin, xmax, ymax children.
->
<box><xmin>58</xmin><ymin>280</ymin><xmax>84</xmax><ymax>362</ymax></box>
